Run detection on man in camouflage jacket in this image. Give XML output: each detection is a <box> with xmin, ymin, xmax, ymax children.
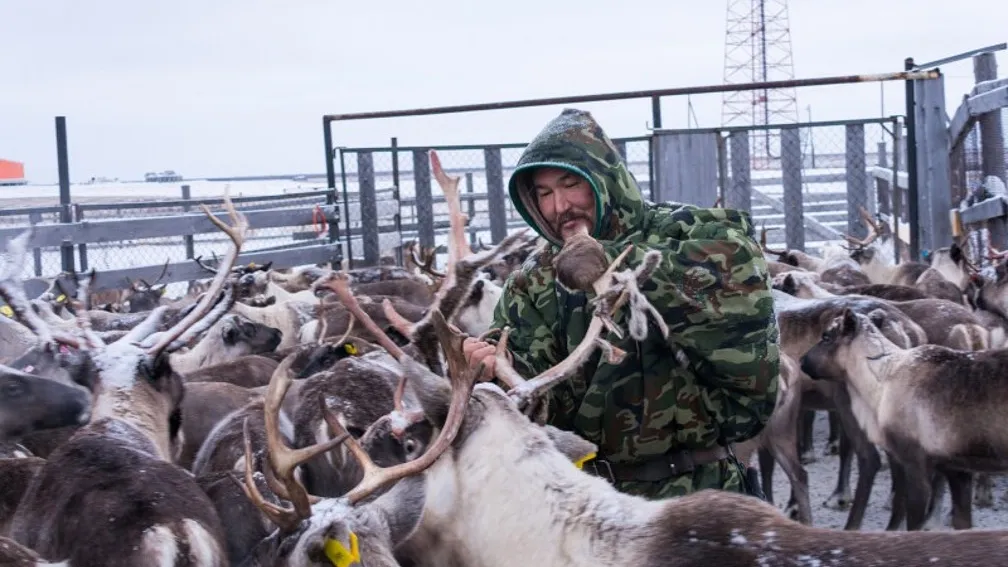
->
<box><xmin>463</xmin><ymin>108</ymin><xmax>780</xmax><ymax>499</ymax></box>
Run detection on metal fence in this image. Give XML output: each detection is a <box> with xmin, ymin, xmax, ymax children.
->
<box><xmin>0</xmin><ymin>189</ymin><xmax>341</xmax><ymax>298</ymax></box>
<box><xmin>323</xmin><ymin>70</ymin><xmax>937</xmax><ymax>269</ymax></box>
<box><xmin>947</xmin><ymin>51</ymin><xmax>1008</xmax><ymax>268</ymax></box>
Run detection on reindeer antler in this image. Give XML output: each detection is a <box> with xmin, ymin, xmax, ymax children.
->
<box><xmin>759</xmin><ymin>224</ymin><xmax>788</xmax><ymax>256</ymax></box>
<box><xmin>0</xmin><ymin>230</ymin><xmax>82</xmax><ymax>350</ymax></box>
<box><xmin>324</xmin><ymin>309</ymin><xmax>478</xmax><ymax>505</ymax></box>
<box><xmin>430</xmin><ymin>149</ymin><xmax>473</xmax><ymax>272</ymax></box>
<box><xmin>144</xmin><ymin>191</ymin><xmax>249</xmax><ymax>355</ymax></box>
<box><xmin>235</xmin><ymin>354</ymin><xmax>352</xmax><ymax>532</ymax></box>
<box><xmin>495</xmin><ymin>244</ymin><xmax>665</xmax><ymax>409</ymax></box>
<box><xmin>843</xmin><ymin>206</ymin><xmax>881</xmax><ymax>250</ymax></box>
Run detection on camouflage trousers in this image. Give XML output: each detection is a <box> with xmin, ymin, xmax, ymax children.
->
<box><xmin>612</xmin><ymin>457</ymin><xmax>748</xmax><ymax>500</ymax></box>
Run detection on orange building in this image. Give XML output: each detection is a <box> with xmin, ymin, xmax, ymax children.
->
<box><xmin>0</xmin><ymin>159</ymin><xmax>26</xmax><ymax>185</ymax></box>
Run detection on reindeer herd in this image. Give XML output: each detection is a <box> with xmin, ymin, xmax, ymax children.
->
<box><xmin>2</xmin><ymin>153</ymin><xmax>1008</xmax><ymax>566</ymax></box>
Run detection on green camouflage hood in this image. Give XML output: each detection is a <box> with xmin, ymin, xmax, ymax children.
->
<box><xmin>507</xmin><ymin>109</ymin><xmax>646</xmax><ymax>246</ymax></box>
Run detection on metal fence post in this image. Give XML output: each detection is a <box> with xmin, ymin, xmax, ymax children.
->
<box><xmin>845</xmin><ymin>123</ymin><xmax>870</xmax><ymax>240</ymax></box>
<box><xmin>484</xmin><ymin>147</ymin><xmax>507</xmax><ymax>243</ymax></box>
<box><xmin>55</xmin><ymin>116</ymin><xmax>75</xmax><ymax>273</ymax></box>
<box><xmin>390</xmin><ymin>137</ymin><xmax>403</xmax><ymax>266</ymax></box>
<box><xmin>781</xmin><ymin>126</ymin><xmax>805</xmax><ymax>251</ymax></box>
<box><xmin>28</xmin><ymin>211</ymin><xmax>43</xmax><ymax>276</ymax></box>
<box><xmin>465</xmin><ymin>172</ymin><xmax>476</xmax><ymax>247</ymax></box>
<box><xmin>913</xmin><ymin>72</ymin><xmax>953</xmax><ymax>254</ymax></box>
<box><xmin>875</xmin><ymin>141</ymin><xmax>891</xmax><ymax>217</ymax></box>
<box><xmin>357</xmin><ymin>151</ymin><xmax>379</xmax><ymax>266</ymax></box>
<box><xmin>727</xmin><ymin>131</ymin><xmax>752</xmax><ymax>213</ymax></box>
<box><xmin>74</xmin><ymin>204</ymin><xmax>88</xmax><ymax>271</ymax></box>
<box><xmin>974</xmin><ymin>53</ymin><xmax>1007</xmax><ymax>187</ymax></box>
<box><xmin>904</xmin><ymin>57</ymin><xmax>921</xmax><ymax>260</ymax></box>
<box><xmin>412</xmin><ymin>150</ymin><xmax>435</xmax><ymax>248</ymax></box>
<box><xmin>181</xmin><ymin>184</ymin><xmax>195</xmax><ymax>260</ymax></box>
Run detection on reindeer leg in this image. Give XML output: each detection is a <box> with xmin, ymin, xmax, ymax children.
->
<box><xmin>829</xmin><ymin>393</ymin><xmax>881</xmax><ymax>531</ymax></box>
<box><xmin>898</xmin><ymin>453</ymin><xmax>933</xmax><ymax>531</ymax></box>
<box><xmin>766</xmin><ymin>434</ymin><xmax>811</xmax><ymax>525</ymax></box>
<box><xmin>757</xmin><ymin>447</ymin><xmax>775</xmax><ymax>505</ymax></box>
<box><xmin>798</xmin><ymin>410</ymin><xmax>816</xmax><ymax>464</ymax></box>
<box><xmin>943</xmin><ymin>468</ymin><xmax>974</xmax><ymax>530</ymax></box>
<box><xmin>825</xmin><ymin>411</ymin><xmax>841</xmax><ymax>456</ymax></box>
<box><xmin>886</xmin><ymin>458</ymin><xmax>908</xmax><ymax>530</ymax></box>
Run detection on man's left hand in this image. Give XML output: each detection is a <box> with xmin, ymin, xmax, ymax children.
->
<box><xmin>553</xmin><ymin>229</ymin><xmax>608</xmax><ymax>292</ymax></box>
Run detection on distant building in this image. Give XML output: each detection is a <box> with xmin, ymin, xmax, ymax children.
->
<box><xmin>0</xmin><ymin>159</ymin><xmax>26</xmax><ymax>186</ymax></box>
<box><xmin>144</xmin><ymin>170</ymin><xmax>183</xmax><ymax>182</ymax></box>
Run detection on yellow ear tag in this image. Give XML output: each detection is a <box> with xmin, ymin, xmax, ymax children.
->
<box><xmin>0</xmin><ymin>305</ymin><xmax>13</xmax><ymax>318</ymax></box>
<box><xmin>573</xmin><ymin>451</ymin><xmax>597</xmax><ymax>470</ymax></box>
<box><xmin>56</xmin><ymin>294</ymin><xmax>67</xmax><ymax>303</ymax></box>
<box><xmin>160</xmin><ymin>287</ymin><xmax>167</xmax><ymax>296</ymax></box>
<box><xmin>324</xmin><ymin>532</ymin><xmax>361</xmax><ymax>567</ymax></box>
<box><xmin>248</xmin><ymin>262</ymin><xmax>257</xmax><ymax>269</ymax></box>
<box><xmin>343</xmin><ymin>342</ymin><xmax>358</xmax><ymax>356</ymax></box>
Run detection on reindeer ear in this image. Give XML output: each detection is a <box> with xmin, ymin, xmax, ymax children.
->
<box><xmin>867</xmin><ymin>309</ymin><xmax>886</xmax><ymax>330</ymax></box>
<box><xmin>222</xmin><ymin>325</ymin><xmax>238</xmax><ymax>345</ymax></box>
<box><xmin>542</xmin><ymin>424</ymin><xmax>598</xmax><ymax>468</ymax></box>
<box><xmin>841</xmin><ymin>309</ymin><xmax>858</xmax><ymax>336</ymax></box>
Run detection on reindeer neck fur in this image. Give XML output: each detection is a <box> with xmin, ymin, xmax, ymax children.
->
<box><xmin>837</xmin><ymin>340</ymin><xmax>909</xmax><ymax>446</ymax></box>
<box><xmin>418</xmin><ymin>386</ymin><xmax>662</xmax><ymax>567</ymax></box>
<box><xmin>859</xmin><ymin>244</ymin><xmax>898</xmax><ymax>284</ymax></box>
<box><xmin>88</xmin><ymin>342</ymin><xmax>175</xmax><ymax>461</ymax></box>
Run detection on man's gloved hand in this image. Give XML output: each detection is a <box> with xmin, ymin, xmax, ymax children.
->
<box><xmin>553</xmin><ymin>229</ymin><xmax>608</xmax><ymax>292</ymax></box>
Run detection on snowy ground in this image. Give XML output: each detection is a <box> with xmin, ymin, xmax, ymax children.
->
<box><xmin>756</xmin><ymin>410</ymin><xmax>1008</xmax><ymax>531</ymax></box>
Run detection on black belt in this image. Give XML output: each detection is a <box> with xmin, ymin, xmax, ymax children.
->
<box><xmin>584</xmin><ymin>446</ymin><xmax>731</xmax><ymax>483</ymax></box>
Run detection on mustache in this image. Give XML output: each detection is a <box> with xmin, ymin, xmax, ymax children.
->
<box><xmin>553</xmin><ymin>210</ymin><xmax>592</xmax><ymax>233</ymax></box>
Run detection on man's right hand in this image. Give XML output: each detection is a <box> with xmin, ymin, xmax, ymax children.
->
<box><xmin>463</xmin><ymin>336</ymin><xmax>512</xmax><ymax>382</ymax></box>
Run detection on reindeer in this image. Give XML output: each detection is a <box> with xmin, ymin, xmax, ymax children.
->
<box><xmin>318</xmin><ymin>243</ymin><xmax>1008</xmax><ymax>567</ymax></box>
<box><xmin>845</xmin><ymin>206</ymin><xmax>928</xmax><ymax>286</ymax></box>
<box><xmin>166</xmin><ymin>313</ymin><xmax>283</xmax><ymax>375</ymax></box>
<box><xmin>7</xmin><ymin>193</ymin><xmax>253</xmax><ymax>566</ymax></box>
<box><xmin>800</xmin><ymin>307</ymin><xmax>1008</xmax><ymax>531</ymax></box>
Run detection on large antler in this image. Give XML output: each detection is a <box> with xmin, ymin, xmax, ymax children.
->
<box><xmin>236</xmin><ymin>354</ymin><xmax>351</xmax><ymax>532</ymax></box>
<box><xmin>0</xmin><ymin>230</ymin><xmax>82</xmax><ymax>350</ymax></box>
<box><xmin>496</xmin><ymin>244</ymin><xmax>666</xmax><ymax>409</ymax></box>
<box><xmin>326</xmin><ymin>310</ymin><xmax>477</xmax><ymax>505</ymax></box>
<box><xmin>143</xmin><ymin>192</ymin><xmax>249</xmax><ymax>355</ymax></box>
<box><xmin>430</xmin><ymin>149</ymin><xmax>473</xmax><ymax>272</ymax></box>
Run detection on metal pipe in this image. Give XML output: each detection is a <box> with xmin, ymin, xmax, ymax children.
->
<box><xmin>322</xmin><ymin>117</ymin><xmax>340</xmax><ymax>266</ymax></box>
<box><xmin>324</xmin><ymin>70</ymin><xmax>941</xmax><ymax>121</ymax></box>
<box><xmin>54</xmin><ymin>116</ymin><xmax>75</xmax><ymax>273</ymax></box>
<box><xmin>912</xmin><ymin>43</ymin><xmax>1007</xmax><ymax>71</ymax></box>
<box><xmin>391</xmin><ymin>136</ymin><xmax>403</xmax><ymax>266</ymax></box>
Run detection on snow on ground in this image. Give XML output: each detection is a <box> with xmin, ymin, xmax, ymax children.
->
<box><xmin>758</xmin><ymin>410</ymin><xmax>1008</xmax><ymax>530</ymax></box>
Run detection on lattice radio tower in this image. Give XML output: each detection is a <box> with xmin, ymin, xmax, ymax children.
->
<box><xmin>720</xmin><ymin>0</ymin><xmax>800</xmax><ymax>170</ymax></box>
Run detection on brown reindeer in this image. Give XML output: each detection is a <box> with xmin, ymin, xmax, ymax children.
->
<box><xmin>800</xmin><ymin>308</ymin><xmax>1008</xmax><ymax>530</ymax></box>
<box><xmin>7</xmin><ymin>192</ymin><xmax>251</xmax><ymax>566</ymax></box>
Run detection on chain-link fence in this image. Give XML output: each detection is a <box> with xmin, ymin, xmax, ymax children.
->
<box><xmin>336</xmin><ymin>137</ymin><xmax>652</xmax><ymax>268</ymax></box>
<box><xmin>0</xmin><ymin>188</ymin><xmax>341</xmax><ymax>298</ymax></box>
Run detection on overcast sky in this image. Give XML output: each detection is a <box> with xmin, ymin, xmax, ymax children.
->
<box><xmin>1</xmin><ymin>0</ymin><xmax>1005</xmax><ymax>183</ymax></box>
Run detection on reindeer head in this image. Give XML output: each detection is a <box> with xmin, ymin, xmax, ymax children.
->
<box><xmin>971</xmin><ymin>261</ymin><xmax>1008</xmax><ymax>318</ymax></box>
<box><xmin>120</xmin><ymin>259</ymin><xmax>171</xmax><ymax>313</ymax></box>
<box><xmin>800</xmin><ymin>308</ymin><xmax>898</xmax><ymax>383</ymax></box>
<box><xmin>0</xmin><ymin>363</ymin><xmax>92</xmax><ymax>440</ymax></box>
<box><xmin>927</xmin><ymin>240</ymin><xmax>975</xmax><ymax>291</ymax></box>
<box><xmin>453</xmin><ymin>276</ymin><xmax>503</xmax><ymax>337</ymax></box>
<box><xmin>771</xmin><ymin>271</ymin><xmax>825</xmax><ymax>299</ymax></box>
<box><xmin>217</xmin><ymin>314</ymin><xmax>283</xmax><ymax>356</ymax></box>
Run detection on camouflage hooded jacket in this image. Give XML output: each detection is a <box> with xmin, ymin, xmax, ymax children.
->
<box><xmin>490</xmin><ymin>108</ymin><xmax>780</xmax><ymax>465</ymax></box>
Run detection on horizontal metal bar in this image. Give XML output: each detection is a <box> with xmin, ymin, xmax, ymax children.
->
<box><xmin>960</xmin><ymin>196</ymin><xmax>1007</xmax><ymax>225</ymax></box>
<box><xmin>0</xmin><ymin>204</ymin><xmax>339</xmax><ymax>249</ymax></box>
<box><xmin>652</xmin><ymin>116</ymin><xmax>901</xmax><ymax>135</ymax></box>
<box><xmin>0</xmin><ymin>205</ymin><xmax>65</xmax><ymax>218</ymax></box>
<box><xmin>339</xmin><ymin>136</ymin><xmax>652</xmax><ymax>154</ymax></box>
<box><xmin>912</xmin><ymin>43</ymin><xmax>1008</xmax><ymax>70</ymax></box>
<box><xmin>948</xmin><ymin>85</ymin><xmax>1008</xmax><ymax>148</ymax></box>
<box><xmin>324</xmin><ymin>71</ymin><xmax>940</xmax><ymax>121</ymax></box>
<box><xmin>75</xmin><ymin>189</ymin><xmax>336</xmax><ymax>212</ymax></box>
<box><xmin>23</xmin><ymin>243</ymin><xmax>341</xmax><ymax>296</ymax></box>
